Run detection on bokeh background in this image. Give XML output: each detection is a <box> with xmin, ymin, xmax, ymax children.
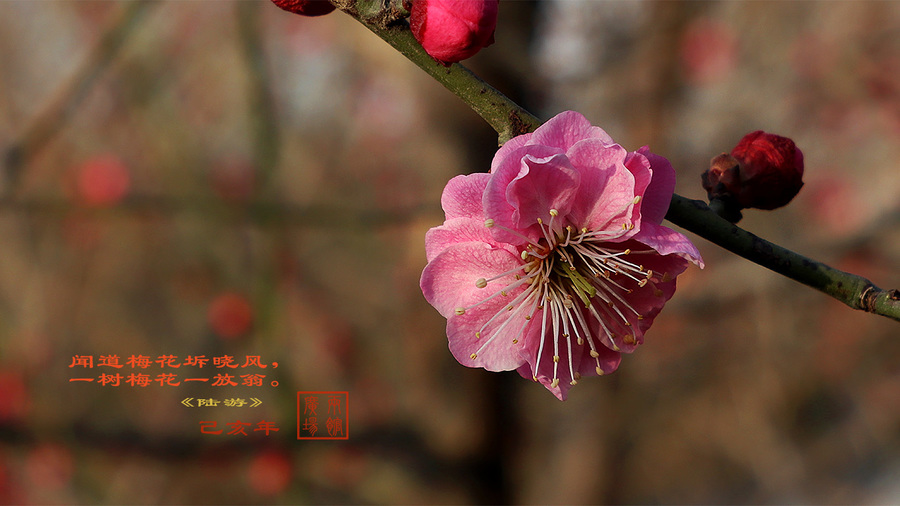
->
<box><xmin>1</xmin><ymin>1</ymin><xmax>899</xmax><ymax>504</ymax></box>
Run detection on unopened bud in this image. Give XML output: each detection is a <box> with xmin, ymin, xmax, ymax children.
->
<box><xmin>702</xmin><ymin>130</ymin><xmax>804</xmax><ymax>220</ymax></box>
<box><xmin>701</xmin><ymin>152</ymin><xmax>743</xmax><ymax>222</ymax></box>
<box><xmin>270</xmin><ymin>0</ymin><xmax>335</xmax><ymax>16</ymax></box>
<box><xmin>410</xmin><ymin>0</ymin><xmax>499</xmax><ymax>64</ymax></box>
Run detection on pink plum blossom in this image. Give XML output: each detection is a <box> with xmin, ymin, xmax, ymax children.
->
<box><xmin>421</xmin><ymin>111</ymin><xmax>703</xmax><ymax>400</ymax></box>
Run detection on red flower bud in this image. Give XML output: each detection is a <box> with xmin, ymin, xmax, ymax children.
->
<box><xmin>730</xmin><ymin>130</ymin><xmax>804</xmax><ymax>209</ymax></box>
<box><xmin>270</xmin><ymin>0</ymin><xmax>335</xmax><ymax>17</ymax></box>
<box><xmin>702</xmin><ymin>130</ymin><xmax>804</xmax><ymax>217</ymax></box>
<box><xmin>410</xmin><ymin>0</ymin><xmax>499</xmax><ymax>64</ymax></box>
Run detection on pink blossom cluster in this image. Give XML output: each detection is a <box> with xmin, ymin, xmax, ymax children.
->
<box><xmin>421</xmin><ymin>112</ymin><xmax>703</xmax><ymax>399</ymax></box>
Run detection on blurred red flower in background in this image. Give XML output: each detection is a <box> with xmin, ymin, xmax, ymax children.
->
<box><xmin>0</xmin><ymin>370</ymin><xmax>29</xmax><ymax>422</ymax></box>
<box><xmin>25</xmin><ymin>443</ymin><xmax>73</xmax><ymax>492</ymax></box>
<box><xmin>209</xmin><ymin>157</ymin><xmax>256</xmax><ymax>203</ymax></box>
<box><xmin>679</xmin><ymin>17</ymin><xmax>738</xmax><ymax>85</ymax></box>
<box><xmin>208</xmin><ymin>292</ymin><xmax>254</xmax><ymax>339</ymax></box>
<box><xmin>247</xmin><ymin>449</ymin><xmax>293</xmax><ymax>497</ymax></box>
<box><xmin>74</xmin><ymin>154</ymin><xmax>131</xmax><ymax>207</ymax></box>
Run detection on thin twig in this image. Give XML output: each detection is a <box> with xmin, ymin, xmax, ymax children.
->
<box><xmin>333</xmin><ymin>1</ymin><xmax>541</xmax><ymax>144</ymax></box>
<box><xmin>666</xmin><ymin>195</ymin><xmax>900</xmax><ymax>321</ymax></box>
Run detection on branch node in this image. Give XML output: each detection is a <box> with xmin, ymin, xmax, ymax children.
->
<box><xmin>499</xmin><ymin>110</ymin><xmax>532</xmax><ymax>145</ymax></box>
<box><xmin>860</xmin><ymin>285</ymin><xmax>878</xmax><ymax>313</ymax></box>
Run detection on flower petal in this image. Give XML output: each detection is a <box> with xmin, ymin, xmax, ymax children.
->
<box><xmin>566</xmin><ymin>139</ymin><xmax>637</xmax><ymax>234</ymax></box>
<box><xmin>447</xmin><ymin>308</ymin><xmax>527</xmax><ymax>372</ymax></box>
<box><xmin>531</xmin><ymin>111</ymin><xmax>615</xmax><ymax>152</ymax></box>
<box><xmin>632</xmin><ymin>222</ymin><xmax>704</xmax><ymax>268</ymax></box>
<box><xmin>425</xmin><ymin>217</ymin><xmax>501</xmax><ymax>263</ymax></box>
<box><xmin>420</xmin><ymin>241</ymin><xmax>522</xmax><ymax>319</ymax></box>
<box><xmin>635</xmin><ymin>146</ymin><xmax>676</xmax><ymax>225</ymax></box>
<box><xmin>484</xmin><ymin>145</ymin><xmax>574</xmax><ymax>244</ymax></box>
<box><xmin>490</xmin><ymin>133</ymin><xmax>532</xmax><ymax>173</ymax></box>
<box><xmin>425</xmin><ymin>243</ymin><xmax>531</xmax><ymax>372</ymax></box>
<box><xmin>506</xmin><ymin>153</ymin><xmax>580</xmax><ymax>226</ymax></box>
<box><xmin>441</xmin><ymin>173</ymin><xmax>491</xmax><ymax>221</ymax></box>
<box><xmin>623</xmin><ymin>150</ymin><xmax>652</xmax><ymax>224</ymax></box>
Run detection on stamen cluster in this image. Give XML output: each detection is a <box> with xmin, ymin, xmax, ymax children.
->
<box><xmin>459</xmin><ymin>206</ymin><xmax>669</xmax><ymax>389</ymax></box>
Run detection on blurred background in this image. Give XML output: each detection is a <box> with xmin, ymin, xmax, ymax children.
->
<box><xmin>0</xmin><ymin>0</ymin><xmax>898</xmax><ymax>503</ymax></box>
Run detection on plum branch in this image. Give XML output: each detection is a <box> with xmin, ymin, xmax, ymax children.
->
<box><xmin>666</xmin><ymin>196</ymin><xmax>900</xmax><ymax>320</ymax></box>
<box><xmin>331</xmin><ymin>0</ymin><xmax>540</xmax><ymax>144</ymax></box>
<box><xmin>339</xmin><ymin>3</ymin><xmax>900</xmax><ymax>322</ymax></box>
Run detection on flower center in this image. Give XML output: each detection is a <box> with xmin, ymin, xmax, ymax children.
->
<box><xmin>455</xmin><ymin>208</ymin><xmax>669</xmax><ymax>390</ymax></box>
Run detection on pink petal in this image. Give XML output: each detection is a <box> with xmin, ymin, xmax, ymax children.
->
<box><xmin>532</xmin><ymin>111</ymin><xmax>615</xmax><ymax>152</ymax></box>
<box><xmin>505</xmin><ymin>153</ymin><xmax>580</xmax><ymax>227</ymax></box>
<box><xmin>635</xmin><ymin>146</ymin><xmax>676</xmax><ymax>225</ymax></box>
<box><xmin>420</xmin><ymin>241</ymin><xmax>522</xmax><ymax>319</ymax></box>
<box><xmin>429</xmin><ymin>244</ymin><xmax>530</xmax><ymax>372</ymax></box>
<box><xmin>447</xmin><ymin>308</ymin><xmax>527</xmax><ymax>372</ymax></box>
<box><xmin>566</xmin><ymin>139</ymin><xmax>637</xmax><ymax>234</ymax></box>
<box><xmin>424</xmin><ymin>217</ymin><xmax>500</xmax><ymax>263</ymax></box>
<box><xmin>632</xmin><ymin>222</ymin><xmax>704</xmax><ymax>267</ymax></box>
<box><xmin>484</xmin><ymin>145</ymin><xmax>573</xmax><ymax>244</ymax></box>
<box><xmin>623</xmin><ymin>150</ymin><xmax>652</xmax><ymax>225</ymax></box>
<box><xmin>490</xmin><ymin>133</ymin><xmax>532</xmax><ymax>173</ymax></box>
<box><xmin>441</xmin><ymin>173</ymin><xmax>491</xmax><ymax>221</ymax></box>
